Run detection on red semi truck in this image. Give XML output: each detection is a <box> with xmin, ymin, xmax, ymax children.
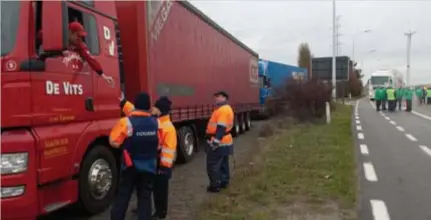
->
<box><xmin>0</xmin><ymin>0</ymin><xmax>259</xmax><ymax>219</ymax></box>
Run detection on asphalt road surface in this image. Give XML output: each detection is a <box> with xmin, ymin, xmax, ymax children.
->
<box><xmin>38</xmin><ymin>121</ymin><xmax>265</xmax><ymax>220</ymax></box>
<box><xmin>354</xmin><ymin>98</ymin><xmax>431</xmax><ymax>220</ymax></box>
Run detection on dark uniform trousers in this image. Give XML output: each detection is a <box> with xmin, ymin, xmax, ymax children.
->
<box><xmin>110</xmin><ymin>168</ymin><xmax>154</xmax><ymax>220</ymax></box>
<box><xmin>206</xmin><ymin>145</ymin><xmax>232</xmax><ymax>188</ymax></box>
<box><xmin>110</xmin><ymin>114</ymin><xmax>159</xmax><ymax>220</ymax></box>
<box><xmin>153</xmin><ymin>172</ymin><xmax>171</xmax><ymax>218</ymax></box>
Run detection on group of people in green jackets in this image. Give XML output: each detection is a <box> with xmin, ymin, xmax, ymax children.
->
<box><xmin>415</xmin><ymin>86</ymin><xmax>431</xmax><ymax>105</ymax></box>
<box><xmin>374</xmin><ymin>86</ymin><xmax>415</xmax><ymax>112</ymax></box>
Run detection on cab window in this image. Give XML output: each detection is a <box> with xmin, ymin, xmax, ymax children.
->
<box><xmin>1</xmin><ymin>1</ymin><xmax>20</xmax><ymax>56</ymax></box>
<box><xmin>68</xmin><ymin>6</ymin><xmax>100</xmax><ymax>55</ymax></box>
<box><xmin>34</xmin><ymin>2</ymin><xmax>100</xmax><ymax>55</ymax></box>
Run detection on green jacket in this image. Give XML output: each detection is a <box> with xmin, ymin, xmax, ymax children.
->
<box><xmin>427</xmin><ymin>89</ymin><xmax>431</xmax><ymax>97</ymax></box>
<box><xmin>396</xmin><ymin>88</ymin><xmax>404</xmax><ymax>99</ymax></box>
<box><xmin>416</xmin><ymin>88</ymin><xmax>424</xmax><ymax>97</ymax></box>
<box><xmin>387</xmin><ymin>88</ymin><xmax>396</xmax><ymax>100</ymax></box>
<box><xmin>375</xmin><ymin>88</ymin><xmax>385</xmax><ymax>100</ymax></box>
<box><xmin>404</xmin><ymin>89</ymin><xmax>413</xmax><ymax>100</ymax></box>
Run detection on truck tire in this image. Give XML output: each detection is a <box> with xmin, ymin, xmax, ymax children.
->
<box><xmin>176</xmin><ymin>126</ymin><xmax>196</xmax><ymax>164</ymax></box>
<box><xmin>240</xmin><ymin>113</ymin><xmax>247</xmax><ymax>133</ymax></box>
<box><xmin>78</xmin><ymin>145</ymin><xmax>118</xmax><ymax>214</ymax></box>
<box><xmin>232</xmin><ymin>115</ymin><xmax>241</xmax><ymax>137</ymax></box>
<box><xmin>245</xmin><ymin>112</ymin><xmax>251</xmax><ymax>131</ymax></box>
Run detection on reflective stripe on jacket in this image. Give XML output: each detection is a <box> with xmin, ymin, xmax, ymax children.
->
<box><xmin>109</xmin><ymin>111</ymin><xmax>160</xmax><ymax>174</ymax></box>
<box><xmin>206</xmin><ymin>104</ymin><xmax>234</xmax><ymax>146</ymax></box>
<box><xmin>158</xmin><ymin>115</ymin><xmax>177</xmax><ymax>168</ymax></box>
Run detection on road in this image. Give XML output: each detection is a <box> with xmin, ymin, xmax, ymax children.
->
<box><xmin>39</xmin><ymin>121</ymin><xmax>266</xmax><ymax>220</ymax></box>
<box><xmin>354</xmin><ymin>98</ymin><xmax>431</xmax><ymax>220</ymax></box>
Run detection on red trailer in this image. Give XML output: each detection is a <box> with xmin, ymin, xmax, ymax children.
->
<box><xmin>0</xmin><ymin>1</ymin><xmax>259</xmax><ymax>219</ymax></box>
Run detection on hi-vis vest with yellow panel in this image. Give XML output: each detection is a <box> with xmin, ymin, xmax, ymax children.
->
<box><xmin>206</xmin><ymin>104</ymin><xmax>234</xmax><ymax>146</ymax></box>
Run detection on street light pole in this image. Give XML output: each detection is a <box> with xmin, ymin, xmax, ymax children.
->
<box><xmin>332</xmin><ymin>0</ymin><xmax>337</xmax><ymax>99</ymax></box>
<box><xmin>405</xmin><ymin>31</ymin><xmax>416</xmax><ymax>87</ymax></box>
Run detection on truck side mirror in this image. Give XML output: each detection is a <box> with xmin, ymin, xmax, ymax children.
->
<box><xmin>42</xmin><ymin>1</ymin><xmax>68</xmax><ymax>52</ymax></box>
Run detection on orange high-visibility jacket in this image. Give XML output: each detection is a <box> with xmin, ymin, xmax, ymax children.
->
<box><xmin>206</xmin><ymin>104</ymin><xmax>234</xmax><ymax>146</ymax></box>
<box><xmin>158</xmin><ymin>115</ymin><xmax>177</xmax><ymax>168</ymax></box>
<box><xmin>120</xmin><ymin>101</ymin><xmax>177</xmax><ymax>168</ymax></box>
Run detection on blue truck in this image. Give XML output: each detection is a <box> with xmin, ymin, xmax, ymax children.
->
<box><xmin>254</xmin><ymin>59</ymin><xmax>308</xmax><ymax>118</ymax></box>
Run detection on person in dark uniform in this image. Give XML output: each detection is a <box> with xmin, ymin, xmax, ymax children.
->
<box><xmin>109</xmin><ymin>92</ymin><xmax>159</xmax><ymax>220</ymax></box>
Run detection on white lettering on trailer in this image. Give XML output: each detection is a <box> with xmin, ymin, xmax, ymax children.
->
<box><xmin>151</xmin><ymin>0</ymin><xmax>173</xmax><ymax>42</ymax></box>
<box><xmin>103</xmin><ymin>26</ymin><xmax>111</xmax><ymax>40</ymax></box>
<box><xmin>109</xmin><ymin>41</ymin><xmax>115</xmax><ymax>56</ymax></box>
<box><xmin>45</xmin><ymin>80</ymin><xmax>83</xmax><ymax>96</ymax></box>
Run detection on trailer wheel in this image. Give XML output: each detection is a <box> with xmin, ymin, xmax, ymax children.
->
<box><xmin>78</xmin><ymin>145</ymin><xmax>118</xmax><ymax>214</ymax></box>
<box><xmin>240</xmin><ymin>113</ymin><xmax>247</xmax><ymax>133</ymax></box>
<box><xmin>176</xmin><ymin>126</ymin><xmax>196</xmax><ymax>164</ymax></box>
<box><xmin>232</xmin><ymin>115</ymin><xmax>241</xmax><ymax>137</ymax></box>
<box><xmin>245</xmin><ymin>112</ymin><xmax>251</xmax><ymax>131</ymax></box>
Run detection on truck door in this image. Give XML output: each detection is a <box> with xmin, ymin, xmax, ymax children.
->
<box><xmin>31</xmin><ymin>2</ymin><xmax>103</xmax><ymax>184</ymax></box>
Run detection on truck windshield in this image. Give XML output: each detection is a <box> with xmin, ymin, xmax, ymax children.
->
<box><xmin>1</xmin><ymin>1</ymin><xmax>20</xmax><ymax>56</ymax></box>
<box><xmin>370</xmin><ymin>76</ymin><xmax>390</xmax><ymax>85</ymax></box>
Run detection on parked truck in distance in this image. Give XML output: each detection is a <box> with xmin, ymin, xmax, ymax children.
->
<box><xmin>255</xmin><ymin>59</ymin><xmax>307</xmax><ymax>118</ymax></box>
<box><xmin>0</xmin><ymin>1</ymin><xmax>259</xmax><ymax>219</ymax></box>
<box><xmin>368</xmin><ymin>69</ymin><xmax>404</xmax><ymax>100</ymax></box>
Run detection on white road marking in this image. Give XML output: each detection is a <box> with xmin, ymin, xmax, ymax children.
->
<box><xmin>355</xmin><ymin>115</ymin><xmax>360</xmax><ymax>120</ymax></box>
<box><xmin>412</xmin><ymin>111</ymin><xmax>431</xmax><ymax>121</ymax></box>
<box><xmin>358</xmin><ymin>133</ymin><xmax>365</xmax><ymax>139</ymax></box>
<box><xmin>356</xmin><ymin>120</ymin><xmax>361</xmax><ymax>124</ymax></box>
<box><xmin>370</xmin><ymin>200</ymin><xmax>391</xmax><ymax>220</ymax></box>
<box><xmin>389</xmin><ymin>121</ymin><xmax>396</xmax><ymax>125</ymax></box>
<box><xmin>384</xmin><ymin>116</ymin><xmax>390</xmax><ymax>120</ymax></box>
<box><xmin>356</xmin><ymin>125</ymin><xmax>362</xmax><ymax>131</ymax></box>
<box><xmin>355</xmin><ymin>100</ymin><xmax>360</xmax><ymax>113</ymax></box>
<box><xmin>405</xmin><ymin>134</ymin><xmax>417</xmax><ymax>142</ymax></box>
<box><xmin>360</xmin><ymin>144</ymin><xmax>369</xmax><ymax>155</ymax></box>
<box><xmin>419</xmin><ymin>145</ymin><xmax>431</xmax><ymax>157</ymax></box>
<box><xmin>396</xmin><ymin>126</ymin><xmax>405</xmax><ymax>132</ymax></box>
<box><xmin>363</xmin><ymin>162</ymin><xmax>378</xmax><ymax>182</ymax></box>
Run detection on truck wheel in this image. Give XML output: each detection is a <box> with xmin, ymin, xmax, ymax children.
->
<box><xmin>78</xmin><ymin>145</ymin><xmax>118</xmax><ymax>214</ymax></box>
<box><xmin>245</xmin><ymin>112</ymin><xmax>251</xmax><ymax>131</ymax></box>
<box><xmin>176</xmin><ymin>126</ymin><xmax>195</xmax><ymax>164</ymax></box>
<box><xmin>232</xmin><ymin>115</ymin><xmax>241</xmax><ymax>137</ymax></box>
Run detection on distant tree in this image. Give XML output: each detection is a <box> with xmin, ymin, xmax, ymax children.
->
<box><xmin>297</xmin><ymin>43</ymin><xmax>312</xmax><ymax>79</ymax></box>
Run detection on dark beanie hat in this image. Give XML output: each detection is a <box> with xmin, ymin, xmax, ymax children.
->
<box><xmin>134</xmin><ymin>92</ymin><xmax>151</xmax><ymax>110</ymax></box>
<box><xmin>213</xmin><ymin>91</ymin><xmax>229</xmax><ymax>99</ymax></box>
<box><xmin>155</xmin><ymin>96</ymin><xmax>172</xmax><ymax>115</ymax></box>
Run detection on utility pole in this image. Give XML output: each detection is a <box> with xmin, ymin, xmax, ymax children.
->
<box><xmin>332</xmin><ymin>0</ymin><xmax>337</xmax><ymax>99</ymax></box>
<box><xmin>404</xmin><ymin>30</ymin><xmax>416</xmax><ymax>87</ymax></box>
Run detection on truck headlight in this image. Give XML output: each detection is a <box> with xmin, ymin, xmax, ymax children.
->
<box><xmin>1</xmin><ymin>186</ymin><xmax>25</xmax><ymax>198</ymax></box>
<box><xmin>1</xmin><ymin>153</ymin><xmax>28</xmax><ymax>175</ymax></box>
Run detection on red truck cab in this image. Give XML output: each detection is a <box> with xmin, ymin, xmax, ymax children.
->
<box><xmin>1</xmin><ymin>1</ymin><xmax>122</xmax><ymax>219</ymax></box>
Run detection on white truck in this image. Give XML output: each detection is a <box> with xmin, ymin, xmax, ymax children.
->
<box><xmin>368</xmin><ymin>69</ymin><xmax>404</xmax><ymax>100</ymax></box>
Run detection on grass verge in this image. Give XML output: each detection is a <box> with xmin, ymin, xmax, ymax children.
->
<box><xmin>197</xmin><ymin>104</ymin><xmax>357</xmax><ymax>220</ymax></box>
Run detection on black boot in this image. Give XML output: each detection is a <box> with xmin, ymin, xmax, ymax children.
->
<box><xmin>206</xmin><ymin>186</ymin><xmax>220</xmax><ymax>193</ymax></box>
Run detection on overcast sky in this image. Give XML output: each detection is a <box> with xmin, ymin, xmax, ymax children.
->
<box><xmin>190</xmin><ymin>0</ymin><xmax>431</xmax><ymax>84</ymax></box>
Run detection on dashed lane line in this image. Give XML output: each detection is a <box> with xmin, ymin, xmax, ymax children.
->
<box><xmin>419</xmin><ymin>145</ymin><xmax>431</xmax><ymax>157</ymax></box>
<box><xmin>389</xmin><ymin>120</ymin><xmax>396</xmax><ymax>125</ymax></box>
<box><xmin>370</xmin><ymin>200</ymin><xmax>391</xmax><ymax>220</ymax></box>
<box><xmin>357</xmin><ymin>125</ymin><xmax>362</xmax><ymax>131</ymax></box>
<box><xmin>356</xmin><ymin>120</ymin><xmax>361</xmax><ymax>124</ymax></box>
<box><xmin>405</xmin><ymin>134</ymin><xmax>417</xmax><ymax>142</ymax></box>
<box><xmin>358</xmin><ymin>133</ymin><xmax>365</xmax><ymax>139</ymax></box>
<box><xmin>360</xmin><ymin>144</ymin><xmax>369</xmax><ymax>155</ymax></box>
<box><xmin>363</xmin><ymin>162</ymin><xmax>378</xmax><ymax>182</ymax></box>
<box><xmin>396</xmin><ymin>126</ymin><xmax>405</xmax><ymax>132</ymax></box>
